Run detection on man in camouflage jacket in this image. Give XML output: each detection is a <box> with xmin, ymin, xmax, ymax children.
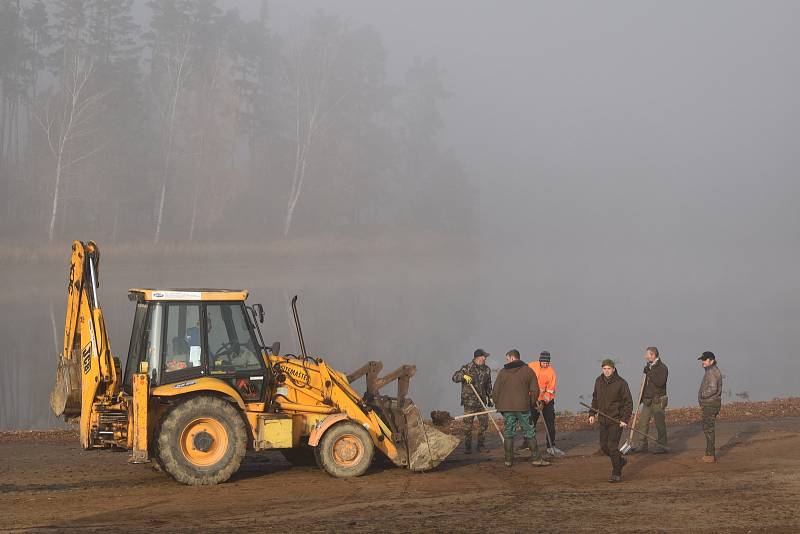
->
<box><xmin>452</xmin><ymin>349</ymin><xmax>493</xmax><ymax>453</ymax></box>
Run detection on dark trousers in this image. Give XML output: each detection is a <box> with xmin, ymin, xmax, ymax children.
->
<box><xmin>530</xmin><ymin>401</ymin><xmax>556</xmax><ymax>444</ymax></box>
<box><xmin>599</xmin><ymin>422</ymin><xmax>624</xmax><ymax>475</ymax></box>
<box><xmin>701</xmin><ymin>400</ymin><xmax>721</xmax><ymax>456</ymax></box>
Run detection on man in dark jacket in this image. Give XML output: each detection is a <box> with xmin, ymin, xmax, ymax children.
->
<box><xmin>452</xmin><ymin>349</ymin><xmax>493</xmax><ymax>453</ymax></box>
<box><xmin>492</xmin><ymin>349</ymin><xmax>550</xmax><ymax>467</ymax></box>
<box><xmin>631</xmin><ymin>346</ymin><xmax>669</xmax><ymax>454</ymax></box>
<box><xmin>698</xmin><ymin>351</ymin><xmax>723</xmax><ymax>463</ymax></box>
<box><xmin>588</xmin><ymin>358</ymin><xmax>633</xmax><ymax>482</ymax></box>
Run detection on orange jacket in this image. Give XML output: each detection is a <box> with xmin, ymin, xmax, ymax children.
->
<box><xmin>528</xmin><ymin>361</ymin><xmax>557</xmax><ymax>403</ymax></box>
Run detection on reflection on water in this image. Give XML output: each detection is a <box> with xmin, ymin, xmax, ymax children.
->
<box><xmin>0</xmin><ymin>250</ymin><xmax>478</xmax><ymax>430</ymax></box>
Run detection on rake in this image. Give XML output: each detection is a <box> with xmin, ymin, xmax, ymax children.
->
<box><xmin>578</xmin><ymin>402</ymin><xmax>658</xmax><ymax>443</ymax></box>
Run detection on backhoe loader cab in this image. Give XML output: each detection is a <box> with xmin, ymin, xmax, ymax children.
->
<box><xmin>122</xmin><ymin>289</ymin><xmax>270</xmax><ymax>405</ymax></box>
<box><xmin>50</xmin><ymin>241</ymin><xmax>458</xmax><ymax>485</ymax></box>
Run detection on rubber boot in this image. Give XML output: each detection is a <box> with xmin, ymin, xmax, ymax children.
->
<box><xmin>530</xmin><ymin>440</ymin><xmax>551</xmax><ymax>467</ymax></box>
<box><xmin>463</xmin><ymin>440</ymin><xmax>472</xmax><ymax>455</ymax></box>
<box><xmin>476</xmin><ymin>440</ymin><xmax>489</xmax><ymax>453</ymax></box>
<box><xmin>504</xmin><ymin>439</ymin><xmax>514</xmax><ymax>467</ymax></box>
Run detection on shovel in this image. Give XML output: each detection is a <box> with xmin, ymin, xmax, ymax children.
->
<box><xmin>620</xmin><ymin>374</ymin><xmax>647</xmax><ymax>455</ymax></box>
<box><xmin>534</xmin><ymin>401</ymin><xmax>565</xmax><ymax>457</ymax></box>
<box><xmin>579</xmin><ymin>402</ymin><xmax>659</xmax><ymax>443</ymax></box>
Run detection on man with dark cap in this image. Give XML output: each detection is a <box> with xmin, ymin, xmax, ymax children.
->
<box><xmin>588</xmin><ymin>358</ymin><xmax>633</xmax><ymax>482</ymax></box>
<box><xmin>527</xmin><ymin>350</ymin><xmax>562</xmax><ymax>455</ymax></box>
<box><xmin>630</xmin><ymin>346</ymin><xmax>669</xmax><ymax>454</ymax></box>
<box><xmin>698</xmin><ymin>351</ymin><xmax>723</xmax><ymax>463</ymax></box>
<box><xmin>452</xmin><ymin>349</ymin><xmax>493</xmax><ymax>453</ymax></box>
<box><xmin>492</xmin><ymin>349</ymin><xmax>550</xmax><ymax>467</ymax></box>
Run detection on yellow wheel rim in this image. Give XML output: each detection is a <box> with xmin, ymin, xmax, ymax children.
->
<box><xmin>180</xmin><ymin>417</ymin><xmax>229</xmax><ymax>467</ymax></box>
<box><xmin>332</xmin><ymin>434</ymin><xmax>364</xmax><ymax>468</ymax></box>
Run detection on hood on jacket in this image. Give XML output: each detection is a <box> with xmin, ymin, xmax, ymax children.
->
<box><xmin>603</xmin><ymin>369</ymin><xmax>620</xmax><ymax>383</ymax></box>
<box><xmin>503</xmin><ymin>359</ymin><xmax>527</xmax><ymax>370</ymax></box>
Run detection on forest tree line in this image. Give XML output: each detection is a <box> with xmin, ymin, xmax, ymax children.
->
<box><xmin>0</xmin><ymin>0</ymin><xmax>473</xmax><ymax>244</ymax></box>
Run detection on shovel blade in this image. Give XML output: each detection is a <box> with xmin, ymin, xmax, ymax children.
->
<box><xmin>619</xmin><ymin>441</ymin><xmax>633</xmax><ymax>455</ymax></box>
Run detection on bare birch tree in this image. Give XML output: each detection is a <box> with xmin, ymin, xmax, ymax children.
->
<box><xmin>284</xmin><ymin>20</ymin><xmax>351</xmax><ymax>237</ymax></box>
<box><xmin>35</xmin><ymin>56</ymin><xmax>105</xmax><ymax>243</ymax></box>
<box><xmin>150</xmin><ymin>32</ymin><xmax>191</xmax><ymax>245</ymax></box>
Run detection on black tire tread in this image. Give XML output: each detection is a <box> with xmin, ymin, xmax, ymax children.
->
<box><xmin>156</xmin><ymin>396</ymin><xmax>246</xmax><ymax>485</ymax></box>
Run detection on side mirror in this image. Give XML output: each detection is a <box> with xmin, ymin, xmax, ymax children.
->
<box><xmin>254</xmin><ymin>303</ymin><xmax>265</xmax><ymax>323</ymax></box>
<box><xmin>270</xmin><ymin>341</ymin><xmax>280</xmax><ymax>356</ymax></box>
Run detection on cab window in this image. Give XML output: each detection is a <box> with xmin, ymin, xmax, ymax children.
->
<box><xmin>206</xmin><ymin>303</ymin><xmax>264</xmax><ymax>401</ymax></box>
<box><xmin>123</xmin><ymin>301</ymin><xmax>149</xmax><ymax>391</ymax></box>
<box><xmin>163</xmin><ymin>303</ymin><xmax>203</xmax><ymax>376</ymax></box>
<box><xmin>141</xmin><ymin>302</ymin><xmax>163</xmax><ymax>385</ymax></box>
<box><xmin>206</xmin><ymin>303</ymin><xmax>262</xmax><ymax>372</ymax></box>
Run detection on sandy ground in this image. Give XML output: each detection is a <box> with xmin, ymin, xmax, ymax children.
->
<box><xmin>2</xmin><ymin>416</ymin><xmax>799</xmax><ymax>533</ymax></box>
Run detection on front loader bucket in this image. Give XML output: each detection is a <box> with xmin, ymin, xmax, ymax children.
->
<box><xmin>402</xmin><ymin>402</ymin><xmax>459</xmax><ymax>471</ymax></box>
<box><xmin>50</xmin><ymin>355</ymin><xmax>82</xmax><ymax>420</ymax></box>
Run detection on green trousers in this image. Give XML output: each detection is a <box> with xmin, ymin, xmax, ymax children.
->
<box><xmin>633</xmin><ymin>396</ymin><xmax>668</xmax><ymax>449</ymax></box>
<box><xmin>701</xmin><ymin>400</ymin><xmax>721</xmax><ymax>456</ymax></box>
<box><xmin>502</xmin><ymin>411</ymin><xmax>535</xmax><ymax>440</ymax></box>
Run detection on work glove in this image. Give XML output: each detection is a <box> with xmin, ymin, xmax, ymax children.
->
<box><xmin>643</xmin><ymin>365</ymin><xmax>650</xmax><ymax>374</ymax></box>
<box><xmin>463</xmin><ymin>374</ymin><xmax>473</xmax><ymax>384</ymax></box>
<box><xmin>487</xmin><ymin>399</ymin><xmax>494</xmax><ymax>408</ymax></box>
<box><xmin>536</xmin><ymin>401</ymin><xmax>545</xmax><ymax>412</ymax></box>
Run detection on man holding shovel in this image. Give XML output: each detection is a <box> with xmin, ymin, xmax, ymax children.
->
<box><xmin>492</xmin><ymin>349</ymin><xmax>550</xmax><ymax>467</ymax></box>
<box><xmin>452</xmin><ymin>349</ymin><xmax>493</xmax><ymax>453</ymax></box>
<box><xmin>629</xmin><ymin>347</ymin><xmax>669</xmax><ymax>454</ymax></box>
<box><xmin>588</xmin><ymin>359</ymin><xmax>633</xmax><ymax>483</ymax></box>
<box><xmin>527</xmin><ymin>350</ymin><xmax>563</xmax><ymax>456</ymax></box>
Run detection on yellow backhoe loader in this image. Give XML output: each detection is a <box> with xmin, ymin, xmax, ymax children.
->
<box><xmin>50</xmin><ymin>240</ymin><xmax>458</xmax><ymax>485</ymax></box>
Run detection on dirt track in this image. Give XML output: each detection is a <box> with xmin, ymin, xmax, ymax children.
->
<box><xmin>2</xmin><ymin>417</ymin><xmax>799</xmax><ymax>533</ymax></box>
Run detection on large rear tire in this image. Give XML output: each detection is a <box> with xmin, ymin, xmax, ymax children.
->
<box><xmin>317</xmin><ymin>421</ymin><xmax>374</xmax><ymax>478</ymax></box>
<box><xmin>156</xmin><ymin>396</ymin><xmax>246</xmax><ymax>485</ymax></box>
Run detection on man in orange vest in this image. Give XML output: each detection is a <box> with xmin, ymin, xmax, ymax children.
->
<box><xmin>526</xmin><ymin>351</ymin><xmax>563</xmax><ymax>455</ymax></box>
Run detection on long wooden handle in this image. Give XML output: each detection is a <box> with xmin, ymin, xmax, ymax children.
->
<box><xmin>454</xmin><ymin>408</ymin><xmax>497</xmax><ymax>420</ymax></box>
<box><xmin>580</xmin><ymin>402</ymin><xmax>659</xmax><ymax>442</ymax></box>
<box><xmin>627</xmin><ymin>375</ymin><xmax>648</xmax><ymax>442</ymax></box>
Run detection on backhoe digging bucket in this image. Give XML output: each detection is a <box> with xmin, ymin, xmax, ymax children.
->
<box><xmin>50</xmin><ymin>353</ymin><xmax>82</xmax><ymax>420</ymax></box>
<box><xmin>348</xmin><ymin>361</ymin><xmax>458</xmax><ymax>471</ymax></box>
<box><xmin>401</xmin><ymin>402</ymin><xmax>459</xmax><ymax>471</ymax></box>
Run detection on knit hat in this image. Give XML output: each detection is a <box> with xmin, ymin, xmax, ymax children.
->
<box><xmin>539</xmin><ymin>351</ymin><xmax>551</xmax><ymax>362</ymax></box>
<box><xmin>601</xmin><ymin>358</ymin><xmax>615</xmax><ymax>368</ymax></box>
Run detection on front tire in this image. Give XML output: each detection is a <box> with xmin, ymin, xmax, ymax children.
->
<box><xmin>317</xmin><ymin>421</ymin><xmax>374</xmax><ymax>478</ymax></box>
<box><xmin>156</xmin><ymin>396</ymin><xmax>247</xmax><ymax>485</ymax></box>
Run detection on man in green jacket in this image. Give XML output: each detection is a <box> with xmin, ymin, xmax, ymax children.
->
<box><xmin>631</xmin><ymin>346</ymin><xmax>669</xmax><ymax>454</ymax></box>
<box><xmin>588</xmin><ymin>358</ymin><xmax>633</xmax><ymax>483</ymax></box>
<box><xmin>492</xmin><ymin>349</ymin><xmax>550</xmax><ymax>468</ymax></box>
<box><xmin>698</xmin><ymin>351</ymin><xmax>723</xmax><ymax>463</ymax></box>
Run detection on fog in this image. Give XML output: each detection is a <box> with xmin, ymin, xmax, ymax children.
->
<box><xmin>1</xmin><ymin>1</ymin><xmax>798</xmax><ymax>429</ymax></box>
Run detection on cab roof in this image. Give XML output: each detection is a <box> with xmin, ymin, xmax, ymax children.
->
<box><xmin>128</xmin><ymin>288</ymin><xmax>249</xmax><ymax>302</ymax></box>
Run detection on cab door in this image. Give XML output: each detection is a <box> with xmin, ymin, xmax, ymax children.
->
<box><xmin>204</xmin><ymin>302</ymin><xmax>268</xmax><ymax>402</ymax></box>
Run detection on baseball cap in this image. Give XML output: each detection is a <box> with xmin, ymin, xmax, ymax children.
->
<box><xmin>474</xmin><ymin>349</ymin><xmax>489</xmax><ymax>358</ymax></box>
<box><xmin>698</xmin><ymin>351</ymin><xmax>716</xmax><ymax>361</ymax></box>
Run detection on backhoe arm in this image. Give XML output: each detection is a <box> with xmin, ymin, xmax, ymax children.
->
<box><xmin>51</xmin><ymin>240</ymin><xmax>120</xmax><ymax>448</ymax></box>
